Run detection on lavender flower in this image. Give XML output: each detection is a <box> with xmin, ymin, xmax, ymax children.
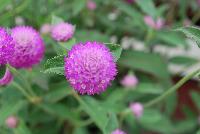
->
<box><xmin>9</xmin><ymin>26</ymin><xmax>45</xmax><ymax>68</ymax></box>
<box><xmin>0</xmin><ymin>68</ymin><xmax>13</xmax><ymax>86</ymax></box>
<box><xmin>87</xmin><ymin>0</ymin><xmax>97</xmax><ymax>10</ymax></box>
<box><xmin>144</xmin><ymin>16</ymin><xmax>164</xmax><ymax>30</ymax></box>
<box><xmin>40</xmin><ymin>23</ymin><xmax>52</xmax><ymax>35</ymax></box>
<box><xmin>0</xmin><ymin>27</ymin><xmax>14</xmax><ymax>65</ymax></box>
<box><xmin>111</xmin><ymin>129</ymin><xmax>127</xmax><ymax>134</ymax></box>
<box><xmin>5</xmin><ymin>116</ymin><xmax>18</xmax><ymax>128</ymax></box>
<box><xmin>121</xmin><ymin>74</ymin><xmax>138</xmax><ymax>88</ymax></box>
<box><xmin>51</xmin><ymin>22</ymin><xmax>75</xmax><ymax>42</ymax></box>
<box><xmin>130</xmin><ymin>102</ymin><xmax>143</xmax><ymax>119</ymax></box>
<box><xmin>64</xmin><ymin>41</ymin><xmax>117</xmax><ymax>95</ymax></box>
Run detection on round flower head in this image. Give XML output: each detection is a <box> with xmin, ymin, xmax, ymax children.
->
<box><xmin>87</xmin><ymin>0</ymin><xmax>97</xmax><ymax>10</ymax></box>
<box><xmin>5</xmin><ymin>116</ymin><xmax>18</xmax><ymax>128</ymax></box>
<box><xmin>121</xmin><ymin>73</ymin><xmax>138</xmax><ymax>88</ymax></box>
<box><xmin>0</xmin><ymin>27</ymin><xmax>14</xmax><ymax>65</ymax></box>
<box><xmin>40</xmin><ymin>23</ymin><xmax>52</xmax><ymax>35</ymax></box>
<box><xmin>111</xmin><ymin>129</ymin><xmax>127</xmax><ymax>134</ymax></box>
<box><xmin>9</xmin><ymin>26</ymin><xmax>45</xmax><ymax>68</ymax></box>
<box><xmin>130</xmin><ymin>102</ymin><xmax>143</xmax><ymax>119</ymax></box>
<box><xmin>65</xmin><ymin>41</ymin><xmax>117</xmax><ymax>95</ymax></box>
<box><xmin>0</xmin><ymin>67</ymin><xmax>13</xmax><ymax>86</ymax></box>
<box><xmin>51</xmin><ymin>22</ymin><xmax>75</xmax><ymax>42</ymax></box>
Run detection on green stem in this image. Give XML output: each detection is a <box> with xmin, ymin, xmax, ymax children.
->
<box><xmin>144</xmin><ymin>68</ymin><xmax>200</xmax><ymax>108</ymax></box>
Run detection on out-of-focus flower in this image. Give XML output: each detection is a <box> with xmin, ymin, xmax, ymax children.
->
<box><xmin>87</xmin><ymin>0</ymin><xmax>97</xmax><ymax>10</ymax></box>
<box><xmin>121</xmin><ymin>73</ymin><xmax>138</xmax><ymax>88</ymax></box>
<box><xmin>5</xmin><ymin>116</ymin><xmax>18</xmax><ymax>128</ymax></box>
<box><xmin>15</xmin><ymin>16</ymin><xmax>25</xmax><ymax>25</ymax></box>
<box><xmin>197</xmin><ymin>0</ymin><xmax>200</xmax><ymax>6</ymax></box>
<box><xmin>40</xmin><ymin>23</ymin><xmax>52</xmax><ymax>35</ymax></box>
<box><xmin>0</xmin><ymin>68</ymin><xmax>13</xmax><ymax>86</ymax></box>
<box><xmin>111</xmin><ymin>129</ymin><xmax>127</xmax><ymax>134</ymax></box>
<box><xmin>9</xmin><ymin>26</ymin><xmax>45</xmax><ymax>68</ymax></box>
<box><xmin>130</xmin><ymin>102</ymin><xmax>144</xmax><ymax>119</ymax></box>
<box><xmin>183</xmin><ymin>19</ymin><xmax>191</xmax><ymax>26</ymax></box>
<box><xmin>144</xmin><ymin>16</ymin><xmax>164</xmax><ymax>30</ymax></box>
<box><xmin>0</xmin><ymin>27</ymin><xmax>14</xmax><ymax>65</ymax></box>
<box><xmin>51</xmin><ymin>22</ymin><xmax>75</xmax><ymax>42</ymax></box>
<box><xmin>65</xmin><ymin>41</ymin><xmax>117</xmax><ymax>95</ymax></box>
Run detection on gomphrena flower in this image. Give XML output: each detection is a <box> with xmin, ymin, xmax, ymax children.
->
<box><xmin>129</xmin><ymin>102</ymin><xmax>143</xmax><ymax>119</ymax></box>
<box><xmin>5</xmin><ymin>116</ymin><xmax>18</xmax><ymax>128</ymax></box>
<box><xmin>40</xmin><ymin>23</ymin><xmax>52</xmax><ymax>35</ymax></box>
<box><xmin>144</xmin><ymin>16</ymin><xmax>164</xmax><ymax>30</ymax></box>
<box><xmin>9</xmin><ymin>26</ymin><xmax>45</xmax><ymax>68</ymax></box>
<box><xmin>51</xmin><ymin>22</ymin><xmax>75</xmax><ymax>42</ymax></box>
<box><xmin>0</xmin><ymin>68</ymin><xmax>13</xmax><ymax>86</ymax></box>
<box><xmin>111</xmin><ymin>129</ymin><xmax>127</xmax><ymax>134</ymax></box>
<box><xmin>65</xmin><ymin>41</ymin><xmax>117</xmax><ymax>95</ymax></box>
<box><xmin>0</xmin><ymin>27</ymin><xmax>14</xmax><ymax>65</ymax></box>
<box><xmin>120</xmin><ymin>73</ymin><xmax>138</xmax><ymax>88</ymax></box>
<box><xmin>87</xmin><ymin>0</ymin><xmax>97</xmax><ymax>11</ymax></box>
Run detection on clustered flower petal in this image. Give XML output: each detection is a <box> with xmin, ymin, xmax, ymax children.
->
<box><xmin>130</xmin><ymin>102</ymin><xmax>144</xmax><ymax>119</ymax></box>
<box><xmin>9</xmin><ymin>26</ymin><xmax>45</xmax><ymax>68</ymax></box>
<box><xmin>121</xmin><ymin>74</ymin><xmax>138</xmax><ymax>88</ymax></box>
<box><xmin>0</xmin><ymin>27</ymin><xmax>14</xmax><ymax>65</ymax></box>
<box><xmin>87</xmin><ymin>0</ymin><xmax>97</xmax><ymax>10</ymax></box>
<box><xmin>0</xmin><ymin>68</ymin><xmax>13</xmax><ymax>86</ymax></box>
<box><xmin>5</xmin><ymin>116</ymin><xmax>18</xmax><ymax>128</ymax></box>
<box><xmin>64</xmin><ymin>41</ymin><xmax>117</xmax><ymax>95</ymax></box>
<box><xmin>111</xmin><ymin>129</ymin><xmax>127</xmax><ymax>134</ymax></box>
<box><xmin>51</xmin><ymin>22</ymin><xmax>75</xmax><ymax>42</ymax></box>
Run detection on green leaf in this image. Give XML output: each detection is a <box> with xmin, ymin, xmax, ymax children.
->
<box><xmin>105</xmin><ymin>43</ymin><xmax>122</xmax><ymax>61</ymax></box>
<box><xmin>44</xmin><ymin>84</ymin><xmax>72</xmax><ymax>103</ymax></box>
<box><xmin>43</xmin><ymin>55</ymin><xmax>65</xmax><ymax>75</ymax></box>
<box><xmin>14</xmin><ymin>119</ymin><xmax>32</xmax><ymax>134</ymax></box>
<box><xmin>79</xmin><ymin>96</ymin><xmax>109</xmax><ymax>133</ymax></box>
<box><xmin>119</xmin><ymin>50</ymin><xmax>171</xmax><ymax>86</ymax></box>
<box><xmin>104</xmin><ymin>112</ymin><xmax>119</xmax><ymax>134</ymax></box>
<box><xmin>59</xmin><ymin>38</ymin><xmax>76</xmax><ymax>50</ymax></box>
<box><xmin>136</xmin><ymin>0</ymin><xmax>157</xmax><ymax>18</ymax></box>
<box><xmin>190</xmin><ymin>91</ymin><xmax>200</xmax><ymax>109</ymax></box>
<box><xmin>176</xmin><ymin>26</ymin><xmax>200</xmax><ymax>47</ymax></box>
<box><xmin>51</xmin><ymin>15</ymin><xmax>64</xmax><ymax>25</ymax></box>
<box><xmin>135</xmin><ymin>83</ymin><xmax>164</xmax><ymax>94</ymax></box>
<box><xmin>139</xmin><ymin>109</ymin><xmax>173</xmax><ymax>133</ymax></box>
<box><xmin>0</xmin><ymin>0</ymin><xmax>12</xmax><ymax>13</ymax></box>
<box><xmin>157</xmin><ymin>30</ymin><xmax>187</xmax><ymax>47</ymax></box>
<box><xmin>169</xmin><ymin>56</ymin><xmax>198</xmax><ymax>66</ymax></box>
<box><xmin>0</xmin><ymin>100</ymin><xmax>27</xmax><ymax>126</ymax></box>
<box><xmin>72</xmin><ymin>0</ymin><xmax>86</xmax><ymax>16</ymax></box>
<box><xmin>197</xmin><ymin>129</ymin><xmax>200</xmax><ymax>134</ymax></box>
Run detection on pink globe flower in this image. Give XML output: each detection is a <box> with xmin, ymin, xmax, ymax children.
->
<box><xmin>9</xmin><ymin>26</ymin><xmax>45</xmax><ymax>68</ymax></box>
<box><xmin>130</xmin><ymin>102</ymin><xmax>143</xmax><ymax>119</ymax></box>
<box><xmin>0</xmin><ymin>68</ymin><xmax>13</xmax><ymax>86</ymax></box>
<box><xmin>51</xmin><ymin>22</ymin><xmax>75</xmax><ymax>42</ymax></box>
<box><xmin>5</xmin><ymin>116</ymin><xmax>18</xmax><ymax>128</ymax></box>
<box><xmin>0</xmin><ymin>27</ymin><xmax>14</xmax><ymax>65</ymax></box>
<box><xmin>144</xmin><ymin>16</ymin><xmax>164</xmax><ymax>30</ymax></box>
<box><xmin>111</xmin><ymin>129</ymin><xmax>127</xmax><ymax>134</ymax></box>
<box><xmin>120</xmin><ymin>74</ymin><xmax>138</xmax><ymax>88</ymax></box>
<box><xmin>65</xmin><ymin>41</ymin><xmax>117</xmax><ymax>95</ymax></box>
<box><xmin>40</xmin><ymin>23</ymin><xmax>52</xmax><ymax>35</ymax></box>
<box><xmin>124</xmin><ymin>0</ymin><xmax>135</xmax><ymax>4</ymax></box>
<box><xmin>87</xmin><ymin>0</ymin><xmax>97</xmax><ymax>10</ymax></box>
<box><xmin>197</xmin><ymin>0</ymin><xmax>200</xmax><ymax>6</ymax></box>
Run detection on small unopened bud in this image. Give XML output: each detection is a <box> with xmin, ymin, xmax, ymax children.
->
<box><xmin>5</xmin><ymin>116</ymin><xmax>18</xmax><ymax>128</ymax></box>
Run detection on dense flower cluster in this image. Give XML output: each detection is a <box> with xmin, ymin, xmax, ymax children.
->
<box><xmin>5</xmin><ymin>116</ymin><xmax>18</xmax><ymax>128</ymax></box>
<box><xmin>0</xmin><ymin>27</ymin><xmax>14</xmax><ymax>65</ymax></box>
<box><xmin>9</xmin><ymin>26</ymin><xmax>45</xmax><ymax>68</ymax></box>
<box><xmin>121</xmin><ymin>73</ymin><xmax>138</xmax><ymax>88</ymax></box>
<box><xmin>51</xmin><ymin>22</ymin><xmax>75</xmax><ymax>42</ymax></box>
<box><xmin>129</xmin><ymin>102</ymin><xmax>144</xmax><ymax>119</ymax></box>
<box><xmin>64</xmin><ymin>41</ymin><xmax>117</xmax><ymax>95</ymax></box>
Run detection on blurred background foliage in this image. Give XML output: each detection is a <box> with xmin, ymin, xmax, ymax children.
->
<box><xmin>0</xmin><ymin>0</ymin><xmax>200</xmax><ymax>134</ymax></box>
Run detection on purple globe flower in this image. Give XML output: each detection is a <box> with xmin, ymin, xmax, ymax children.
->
<box><xmin>0</xmin><ymin>27</ymin><xmax>14</xmax><ymax>65</ymax></box>
<box><xmin>120</xmin><ymin>73</ymin><xmax>138</xmax><ymax>88</ymax></box>
<box><xmin>0</xmin><ymin>67</ymin><xmax>13</xmax><ymax>86</ymax></box>
<box><xmin>111</xmin><ymin>129</ymin><xmax>127</xmax><ymax>134</ymax></box>
<box><xmin>5</xmin><ymin>116</ymin><xmax>18</xmax><ymax>128</ymax></box>
<box><xmin>9</xmin><ymin>26</ymin><xmax>45</xmax><ymax>68</ymax></box>
<box><xmin>130</xmin><ymin>102</ymin><xmax>143</xmax><ymax>119</ymax></box>
<box><xmin>51</xmin><ymin>22</ymin><xmax>75</xmax><ymax>42</ymax></box>
<box><xmin>64</xmin><ymin>41</ymin><xmax>117</xmax><ymax>95</ymax></box>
